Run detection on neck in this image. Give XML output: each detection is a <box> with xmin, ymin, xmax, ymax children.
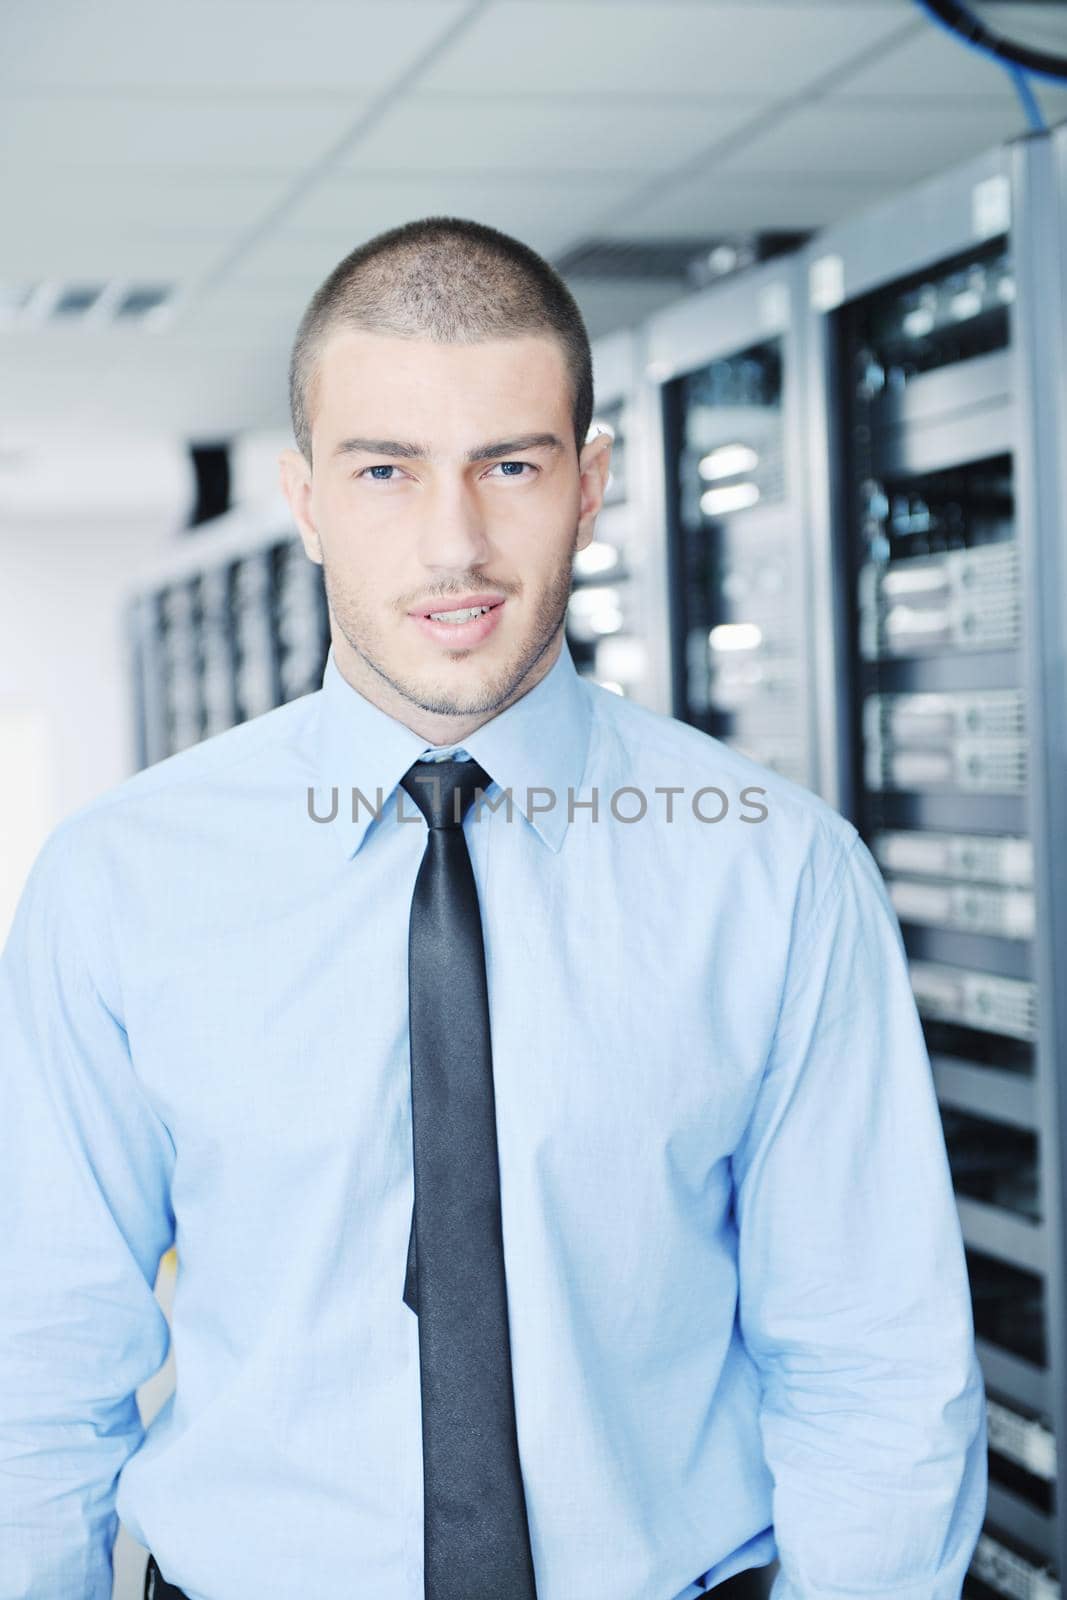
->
<box><xmin>330</xmin><ymin>629</ymin><xmax>564</xmax><ymax>746</ymax></box>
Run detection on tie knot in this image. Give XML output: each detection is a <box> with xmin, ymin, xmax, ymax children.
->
<box><xmin>400</xmin><ymin>757</ymin><xmax>495</xmax><ymax>830</ymax></box>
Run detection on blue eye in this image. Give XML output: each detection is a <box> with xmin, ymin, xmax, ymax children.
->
<box><xmin>492</xmin><ymin>461</ymin><xmax>534</xmax><ymax>477</ymax></box>
<box><xmin>362</xmin><ymin>464</ymin><xmax>399</xmax><ymax>481</ymax></box>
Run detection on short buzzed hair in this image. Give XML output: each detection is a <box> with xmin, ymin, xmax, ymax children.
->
<box><xmin>288</xmin><ymin>215</ymin><xmax>594</xmax><ymax>467</ymax></box>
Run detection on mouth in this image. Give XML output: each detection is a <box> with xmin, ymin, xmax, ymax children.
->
<box><xmin>408</xmin><ymin>596</ymin><xmax>507</xmax><ymax>649</ymax></box>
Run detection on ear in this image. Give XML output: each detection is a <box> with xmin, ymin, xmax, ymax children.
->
<box><xmin>279</xmin><ymin>448</ymin><xmax>322</xmax><ymax>565</ymax></box>
<box><xmin>575</xmin><ymin>428</ymin><xmax>614</xmax><ymax>553</ymax></box>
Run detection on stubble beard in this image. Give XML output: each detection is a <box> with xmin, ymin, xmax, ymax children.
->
<box><xmin>321</xmin><ymin>527</ymin><xmax>579</xmax><ymax>718</ymax></box>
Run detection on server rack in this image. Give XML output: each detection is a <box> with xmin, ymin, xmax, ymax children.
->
<box><xmin>642</xmin><ymin>254</ymin><xmax>817</xmax><ymax>790</ymax></box>
<box><xmin>124</xmin><ymin>492</ymin><xmax>329</xmax><ymax>770</ymax></box>
<box><xmin>572</xmin><ymin>327</ymin><xmax>672</xmax><ymax>713</ymax></box>
<box><xmin>803</xmin><ymin>133</ymin><xmax>1067</xmax><ymax>1597</ymax></box>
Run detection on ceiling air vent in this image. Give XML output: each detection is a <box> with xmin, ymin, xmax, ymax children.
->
<box><xmin>555</xmin><ymin>238</ymin><xmax>724</xmax><ymax>282</ymax></box>
<box><xmin>113</xmin><ymin>284</ymin><xmax>171</xmax><ymax>319</ymax></box>
<box><xmin>53</xmin><ymin>283</ymin><xmax>108</xmax><ymax>316</ymax></box>
<box><xmin>0</xmin><ymin>279</ymin><xmax>174</xmax><ymax>327</ymax></box>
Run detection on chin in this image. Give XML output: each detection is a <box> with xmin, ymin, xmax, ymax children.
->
<box><xmin>408</xmin><ymin>649</ymin><xmax>522</xmax><ymax>712</ymax></box>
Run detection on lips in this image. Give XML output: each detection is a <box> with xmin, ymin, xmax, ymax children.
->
<box><xmin>410</xmin><ymin>597</ymin><xmax>506</xmax><ymax>648</ymax></box>
<box><xmin>411</xmin><ymin>593</ymin><xmax>506</xmax><ymax>618</ymax></box>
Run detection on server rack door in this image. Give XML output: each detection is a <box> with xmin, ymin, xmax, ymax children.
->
<box><xmin>644</xmin><ymin>256</ymin><xmax>816</xmax><ymax>795</ymax></box>
<box><xmin>804</xmin><ymin>135</ymin><xmax>1067</xmax><ymax>1597</ymax></box>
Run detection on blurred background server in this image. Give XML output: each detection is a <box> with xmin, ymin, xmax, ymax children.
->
<box><xmin>5</xmin><ymin>3</ymin><xmax>1067</xmax><ymax>1596</ymax></box>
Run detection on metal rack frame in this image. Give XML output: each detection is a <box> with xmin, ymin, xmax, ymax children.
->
<box><xmin>801</xmin><ymin>130</ymin><xmax>1067</xmax><ymax>1594</ymax></box>
<box><xmin>640</xmin><ymin>252</ymin><xmax>819</xmax><ymax>793</ymax></box>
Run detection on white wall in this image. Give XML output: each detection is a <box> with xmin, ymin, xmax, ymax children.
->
<box><xmin>0</xmin><ymin>511</ymin><xmax>178</xmax><ymax>942</ymax></box>
<box><xmin>0</xmin><ymin>506</ymin><xmax>186</xmax><ymax>1596</ymax></box>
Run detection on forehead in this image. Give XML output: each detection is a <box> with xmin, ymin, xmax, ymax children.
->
<box><xmin>311</xmin><ymin>327</ymin><xmax>571</xmax><ymax>438</ymax></box>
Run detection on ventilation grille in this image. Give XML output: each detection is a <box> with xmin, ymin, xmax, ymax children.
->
<box><xmin>555</xmin><ymin>238</ymin><xmax>728</xmax><ymax>281</ymax></box>
<box><xmin>555</xmin><ymin>232</ymin><xmax>810</xmax><ymax>287</ymax></box>
<box><xmin>0</xmin><ymin>280</ymin><xmax>173</xmax><ymax>327</ymax></box>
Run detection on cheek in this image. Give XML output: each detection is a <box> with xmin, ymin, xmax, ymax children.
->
<box><xmin>503</xmin><ymin>488</ymin><xmax>577</xmax><ymax>553</ymax></box>
<box><xmin>319</xmin><ymin>486</ymin><xmax>398</xmax><ymax>550</ymax></box>
<box><xmin>514</xmin><ymin>519</ymin><xmax>579</xmax><ymax>584</ymax></box>
<box><xmin>318</xmin><ymin>522</ymin><xmax>391</xmax><ymax>601</ymax></box>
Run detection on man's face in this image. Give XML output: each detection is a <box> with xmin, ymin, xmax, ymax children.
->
<box><xmin>279</xmin><ymin>327</ymin><xmax>612</xmax><ymax>740</ymax></box>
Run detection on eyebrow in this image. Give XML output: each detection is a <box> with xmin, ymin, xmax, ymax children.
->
<box><xmin>331</xmin><ymin>432</ymin><xmax>566</xmax><ymax>464</ymax></box>
<box><xmin>332</xmin><ymin>437</ymin><xmax>424</xmax><ymax>461</ymax></box>
<box><xmin>469</xmin><ymin>432</ymin><xmax>566</xmax><ymax>463</ymax></box>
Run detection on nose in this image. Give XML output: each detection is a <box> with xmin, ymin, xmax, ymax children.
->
<box><xmin>414</xmin><ymin>474</ymin><xmax>492</xmax><ymax>572</ymax></box>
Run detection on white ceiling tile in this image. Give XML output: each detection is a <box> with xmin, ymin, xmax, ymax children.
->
<box><xmin>223</xmin><ymin>239</ymin><xmax>363</xmax><ymax>291</ymax></box>
<box><xmin>177</xmin><ymin>284</ymin><xmax>312</xmax><ymax>342</ymax></box>
<box><xmin>614</xmin><ymin>171</ymin><xmax>895</xmax><ymax>235</ymax></box>
<box><xmin>278</xmin><ymin>171</ymin><xmax>640</xmax><ymax>258</ymax></box>
<box><xmin>715</xmin><ymin>100</ymin><xmax>1026</xmax><ymax>180</ymax></box>
<box><xmin>0</xmin><ymin>169</ymin><xmax>297</xmax><ymax>286</ymax></box>
<box><xmin>0</xmin><ymin>234</ymin><xmax>229</xmax><ymax>282</ymax></box>
<box><xmin>418</xmin><ymin>3</ymin><xmax>915</xmax><ymax>96</ymax></box>
<box><xmin>0</xmin><ymin>92</ymin><xmax>376</xmax><ymax>170</ymax></box>
<box><xmin>1</xmin><ymin>1</ymin><xmax>469</xmax><ymax>92</ymax></box>
<box><xmin>338</xmin><ymin>92</ymin><xmax>770</xmax><ymax>174</ymax></box>
<box><xmin>0</xmin><ymin>171</ymin><xmax>292</xmax><ymax>241</ymax></box>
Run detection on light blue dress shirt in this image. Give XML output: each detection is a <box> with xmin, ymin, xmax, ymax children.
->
<box><xmin>0</xmin><ymin>635</ymin><xmax>986</xmax><ymax>1600</ymax></box>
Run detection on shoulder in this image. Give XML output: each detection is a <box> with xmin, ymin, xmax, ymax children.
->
<box><xmin>581</xmin><ymin>679</ymin><xmax>858</xmax><ymax>865</ymax></box>
<box><xmin>69</xmin><ymin>693</ymin><xmax>312</xmax><ymax>820</ymax></box>
<box><xmin>26</xmin><ymin>692</ymin><xmax>319</xmax><ymax>888</ymax></box>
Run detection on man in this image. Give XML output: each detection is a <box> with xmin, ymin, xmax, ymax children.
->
<box><xmin>0</xmin><ymin>216</ymin><xmax>986</xmax><ymax>1600</ymax></box>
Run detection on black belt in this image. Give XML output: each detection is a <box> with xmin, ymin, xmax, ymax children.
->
<box><xmin>144</xmin><ymin>1551</ymin><xmax>769</xmax><ymax>1598</ymax></box>
<box><xmin>144</xmin><ymin>1554</ymin><xmax>192</xmax><ymax>1600</ymax></box>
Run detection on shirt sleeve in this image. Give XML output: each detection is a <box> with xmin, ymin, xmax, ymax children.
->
<box><xmin>0</xmin><ymin>820</ymin><xmax>175</xmax><ymax>1600</ymax></box>
<box><xmin>731</xmin><ymin>826</ymin><xmax>988</xmax><ymax>1598</ymax></box>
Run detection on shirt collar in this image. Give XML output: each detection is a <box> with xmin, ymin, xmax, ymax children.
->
<box><xmin>311</xmin><ymin>634</ymin><xmax>593</xmax><ymax>857</ymax></box>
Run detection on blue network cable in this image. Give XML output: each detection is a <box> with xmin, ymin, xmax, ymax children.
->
<box><xmin>911</xmin><ymin>0</ymin><xmax>1067</xmax><ymax>133</ymax></box>
<box><xmin>1008</xmin><ymin>64</ymin><xmax>1046</xmax><ymax>134</ymax></box>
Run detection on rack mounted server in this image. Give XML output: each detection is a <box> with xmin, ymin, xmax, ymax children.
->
<box><xmin>565</xmin><ymin>327</ymin><xmax>671</xmax><ymax>714</ymax></box>
<box><xmin>644</xmin><ymin>254</ymin><xmax>817</xmax><ymax>790</ymax></box>
<box><xmin>804</xmin><ymin>131</ymin><xmax>1067</xmax><ymax>1598</ymax></box>
<box><xmin>126</xmin><ymin>501</ymin><xmax>330</xmax><ymax>769</ymax></box>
